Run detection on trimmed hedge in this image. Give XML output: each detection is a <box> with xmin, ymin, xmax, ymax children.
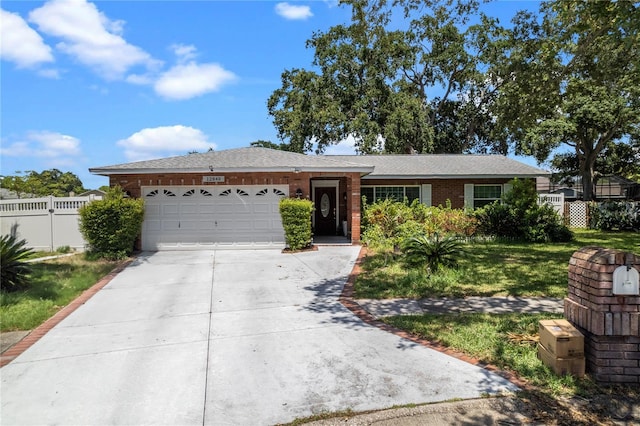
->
<box><xmin>279</xmin><ymin>198</ymin><xmax>314</xmax><ymax>250</ymax></box>
<box><xmin>79</xmin><ymin>186</ymin><xmax>145</xmax><ymax>259</ymax></box>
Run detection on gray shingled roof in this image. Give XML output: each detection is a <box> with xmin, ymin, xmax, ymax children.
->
<box><xmin>90</xmin><ymin>147</ymin><xmax>548</xmax><ymax>178</ymax></box>
<box><xmin>90</xmin><ymin>147</ymin><xmax>374</xmax><ymax>175</ymax></box>
<box><xmin>329</xmin><ymin>154</ymin><xmax>548</xmax><ymax>178</ymax></box>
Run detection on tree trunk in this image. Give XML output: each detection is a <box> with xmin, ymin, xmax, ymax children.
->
<box><xmin>579</xmin><ymin>148</ymin><xmax>598</xmax><ymax>201</ymax></box>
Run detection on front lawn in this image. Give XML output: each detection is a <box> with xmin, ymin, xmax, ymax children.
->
<box><xmin>0</xmin><ymin>255</ymin><xmax>120</xmax><ymax>331</ymax></box>
<box><xmin>355</xmin><ymin>229</ymin><xmax>639</xmax><ymax>299</ymax></box>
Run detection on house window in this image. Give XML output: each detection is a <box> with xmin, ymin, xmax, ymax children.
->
<box><xmin>473</xmin><ymin>185</ymin><xmax>502</xmax><ymax>208</ymax></box>
<box><xmin>361</xmin><ymin>186</ymin><xmax>420</xmax><ymax>204</ymax></box>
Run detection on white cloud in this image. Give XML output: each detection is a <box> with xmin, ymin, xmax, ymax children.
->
<box><xmin>319</xmin><ymin>135</ymin><xmax>358</xmax><ymax>155</ymax></box>
<box><xmin>171</xmin><ymin>43</ymin><xmax>197</xmax><ymax>64</ymax></box>
<box><xmin>0</xmin><ymin>131</ymin><xmax>81</xmax><ymax>163</ymax></box>
<box><xmin>117</xmin><ymin>125</ymin><xmax>216</xmax><ymax>161</ymax></box>
<box><xmin>154</xmin><ymin>62</ymin><xmax>237</xmax><ymax>100</ymax></box>
<box><xmin>28</xmin><ymin>0</ymin><xmax>161</xmax><ymax>80</ymax></box>
<box><xmin>0</xmin><ymin>9</ymin><xmax>54</xmax><ymax>68</ymax></box>
<box><xmin>275</xmin><ymin>2</ymin><xmax>313</xmax><ymax>20</ymax></box>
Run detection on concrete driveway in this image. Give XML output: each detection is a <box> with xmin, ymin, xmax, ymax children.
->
<box><xmin>1</xmin><ymin>247</ymin><xmax>517</xmax><ymax>425</ymax></box>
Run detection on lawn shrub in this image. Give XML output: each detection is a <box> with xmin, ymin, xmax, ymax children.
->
<box><xmin>79</xmin><ymin>186</ymin><xmax>145</xmax><ymax>260</ymax></box>
<box><xmin>475</xmin><ymin>178</ymin><xmax>573</xmax><ymax>242</ymax></box>
<box><xmin>279</xmin><ymin>197</ymin><xmax>314</xmax><ymax>250</ymax></box>
<box><xmin>361</xmin><ymin>198</ymin><xmax>476</xmax><ymax>250</ymax></box>
<box><xmin>402</xmin><ymin>233</ymin><xmax>464</xmax><ymax>272</ymax></box>
<box><xmin>0</xmin><ymin>234</ymin><xmax>34</xmax><ymax>292</ymax></box>
<box><xmin>590</xmin><ymin>201</ymin><xmax>640</xmax><ymax>232</ymax></box>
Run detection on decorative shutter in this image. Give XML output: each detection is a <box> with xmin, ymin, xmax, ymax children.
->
<box><xmin>503</xmin><ymin>182</ymin><xmax>513</xmax><ymax>199</ymax></box>
<box><xmin>421</xmin><ymin>184</ymin><xmax>432</xmax><ymax>207</ymax></box>
<box><xmin>464</xmin><ymin>184</ymin><xmax>474</xmax><ymax>209</ymax></box>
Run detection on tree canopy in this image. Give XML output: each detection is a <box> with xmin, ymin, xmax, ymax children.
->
<box><xmin>493</xmin><ymin>0</ymin><xmax>640</xmax><ymax>200</ymax></box>
<box><xmin>268</xmin><ymin>0</ymin><xmax>506</xmax><ymax>154</ymax></box>
<box><xmin>267</xmin><ymin>0</ymin><xmax>640</xmax><ymax>201</ymax></box>
<box><xmin>0</xmin><ymin>169</ymin><xmax>85</xmax><ymax>198</ymax></box>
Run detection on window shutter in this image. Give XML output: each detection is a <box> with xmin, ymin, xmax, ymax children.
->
<box><xmin>464</xmin><ymin>184</ymin><xmax>474</xmax><ymax>209</ymax></box>
<box><xmin>421</xmin><ymin>184</ymin><xmax>432</xmax><ymax>206</ymax></box>
<box><xmin>503</xmin><ymin>182</ymin><xmax>513</xmax><ymax>198</ymax></box>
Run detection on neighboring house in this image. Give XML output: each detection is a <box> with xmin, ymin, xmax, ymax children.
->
<box><xmin>539</xmin><ymin>175</ymin><xmax>640</xmax><ymax>201</ymax></box>
<box><xmin>79</xmin><ymin>189</ymin><xmax>106</xmax><ymax>198</ymax></box>
<box><xmin>89</xmin><ymin>147</ymin><xmax>548</xmax><ymax>251</ymax></box>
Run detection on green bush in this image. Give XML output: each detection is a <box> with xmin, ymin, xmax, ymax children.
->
<box><xmin>79</xmin><ymin>186</ymin><xmax>145</xmax><ymax>259</ymax></box>
<box><xmin>279</xmin><ymin>198</ymin><xmax>314</xmax><ymax>250</ymax></box>
<box><xmin>590</xmin><ymin>201</ymin><xmax>640</xmax><ymax>231</ymax></box>
<box><xmin>361</xmin><ymin>198</ymin><xmax>477</xmax><ymax>250</ymax></box>
<box><xmin>1</xmin><ymin>234</ymin><xmax>34</xmax><ymax>292</ymax></box>
<box><xmin>475</xmin><ymin>178</ymin><xmax>573</xmax><ymax>242</ymax></box>
<box><xmin>402</xmin><ymin>233</ymin><xmax>464</xmax><ymax>272</ymax></box>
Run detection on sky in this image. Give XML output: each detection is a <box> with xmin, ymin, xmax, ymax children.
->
<box><xmin>1</xmin><ymin>0</ymin><xmax>542</xmax><ymax>190</ymax></box>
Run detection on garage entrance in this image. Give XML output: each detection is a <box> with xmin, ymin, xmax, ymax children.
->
<box><xmin>141</xmin><ymin>185</ymin><xmax>288</xmax><ymax>250</ymax></box>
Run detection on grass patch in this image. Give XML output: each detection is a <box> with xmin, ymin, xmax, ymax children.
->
<box><xmin>0</xmin><ymin>254</ymin><xmax>120</xmax><ymax>331</ymax></box>
<box><xmin>356</xmin><ymin>229</ymin><xmax>639</xmax><ymax>299</ymax></box>
<box><xmin>383</xmin><ymin>313</ymin><xmax>639</xmax><ymax>424</ymax></box>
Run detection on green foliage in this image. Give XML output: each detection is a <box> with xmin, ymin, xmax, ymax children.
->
<box><xmin>0</xmin><ymin>256</ymin><xmax>118</xmax><ymax>331</ymax></box>
<box><xmin>0</xmin><ymin>169</ymin><xmax>85</xmax><ymax>197</ymax></box>
<box><xmin>590</xmin><ymin>201</ymin><xmax>640</xmax><ymax>232</ymax></box>
<box><xmin>267</xmin><ymin>0</ymin><xmax>507</xmax><ymax>154</ymax></box>
<box><xmin>475</xmin><ymin>179</ymin><xmax>573</xmax><ymax>242</ymax></box>
<box><xmin>362</xmin><ymin>198</ymin><xmax>477</xmax><ymax>250</ymax></box>
<box><xmin>279</xmin><ymin>198</ymin><xmax>314</xmax><ymax>250</ymax></box>
<box><xmin>78</xmin><ymin>186</ymin><xmax>144</xmax><ymax>260</ymax></box>
<box><xmin>0</xmin><ymin>235</ymin><xmax>34</xmax><ymax>292</ymax></box>
<box><xmin>402</xmin><ymin>233</ymin><xmax>464</xmax><ymax>272</ymax></box>
<box><xmin>494</xmin><ymin>0</ymin><xmax>640</xmax><ymax>200</ymax></box>
<box><xmin>356</xmin><ymin>229</ymin><xmax>638</xmax><ymax>299</ymax></box>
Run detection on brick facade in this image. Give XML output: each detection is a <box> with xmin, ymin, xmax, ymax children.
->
<box><xmin>110</xmin><ymin>171</ymin><xmax>363</xmax><ymax>243</ymax></box>
<box><xmin>362</xmin><ymin>178</ymin><xmax>510</xmax><ymax>208</ymax></box>
<box><xmin>109</xmin><ymin>171</ymin><xmax>514</xmax><ymax>245</ymax></box>
<box><xmin>564</xmin><ymin>247</ymin><xmax>640</xmax><ymax>384</ymax></box>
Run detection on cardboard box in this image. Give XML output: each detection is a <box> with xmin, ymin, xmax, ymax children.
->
<box><xmin>539</xmin><ymin>319</ymin><xmax>584</xmax><ymax>358</ymax></box>
<box><xmin>537</xmin><ymin>343</ymin><xmax>585</xmax><ymax>377</ymax></box>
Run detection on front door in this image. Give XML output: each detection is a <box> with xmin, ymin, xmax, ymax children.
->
<box><xmin>314</xmin><ymin>187</ymin><xmax>336</xmax><ymax>235</ymax></box>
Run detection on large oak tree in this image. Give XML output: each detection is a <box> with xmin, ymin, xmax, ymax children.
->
<box><xmin>268</xmin><ymin>0</ymin><xmax>505</xmax><ymax>155</ymax></box>
<box><xmin>494</xmin><ymin>0</ymin><xmax>640</xmax><ymax>200</ymax></box>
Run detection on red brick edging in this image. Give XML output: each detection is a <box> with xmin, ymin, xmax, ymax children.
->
<box><xmin>0</xmin><ymin>259</ymin><xmax>133</xmax><ymax>368</ymax></box>
<box><xmin>339</xmin><ymin>246</ymin><xmax>529</xmax><ymax>390</ymax></box>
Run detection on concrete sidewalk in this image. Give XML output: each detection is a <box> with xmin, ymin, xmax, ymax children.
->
<box><xmin>356</xmin><ymin>296</ymin><xmax>564</xmax><ymax>319</ymax></box>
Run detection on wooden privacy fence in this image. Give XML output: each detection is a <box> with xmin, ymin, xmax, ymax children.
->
<box><xmin>0</xmin><ymin>195</ymin><xmax>101</xmax><ymax>252</ymax></box>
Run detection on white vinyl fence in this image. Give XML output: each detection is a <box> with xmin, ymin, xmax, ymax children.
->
<box><xmin>0</xmin><ymin>195</ymin><xmax>101</xmax><ymax>252</ymax></box>
<box><xmin>538</xmin><ymin>193</ymin><xmax>565</xmax><ymax>217</ymax></box>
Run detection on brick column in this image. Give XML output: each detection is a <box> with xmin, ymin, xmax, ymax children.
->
<box><xmin>564</xmin><ymin>247</ymin><xmax>640</xmax><ymax>384</ymax></box>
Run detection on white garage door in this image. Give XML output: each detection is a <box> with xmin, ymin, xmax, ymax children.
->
<box><xmin>141</xmin><ymin>185</ymin><xmax>288</xmax><ymax>250</ymax></box>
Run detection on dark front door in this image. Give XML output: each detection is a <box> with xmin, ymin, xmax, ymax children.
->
<box><xmin>314</xmin><ymin>187</ymin><xmax>336</xmax><ymax>235</ymax></box>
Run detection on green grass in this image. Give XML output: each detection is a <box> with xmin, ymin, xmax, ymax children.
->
<box><xmin>0</xmin><ymin>254</ymin><xmax>119</xmax><ymax>331</ymax></box>
<box><xmin>355</xmin><ymin>229</ymin><xmax>639</xmax><ymax>299</ymax></box>
<box><xmin>383</xmin><ymin>313</ymin><xmax>585</xmax><ymax>394</ymax></box>
<box><xmin>382</xmin><ymin>312</ymin><xmax>638</xmax><ymax>423</ymax></box>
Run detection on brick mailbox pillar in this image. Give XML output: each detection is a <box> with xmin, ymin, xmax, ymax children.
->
<box><xmin>564</xmin><ymin>247</ymin><xmax>640</xmax><ymax>384</ymax></box>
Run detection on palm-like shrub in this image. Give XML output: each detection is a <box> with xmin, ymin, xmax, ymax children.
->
<box><xmin>0</xmin><ymin>234</ymin><xmax>34</xmax><ymax>292</ymax></box>
<box><xmin>402</xmin><ymin>233</ymin><xmax>464</xmax><ymax>272</ymax></box>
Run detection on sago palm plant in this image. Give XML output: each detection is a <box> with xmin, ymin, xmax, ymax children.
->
<box><xmin>402</xmin><ymin>232</ymin><xmax>464</xmax><ymax>272</ymax></box>
<box><xmin>1</xmin><ymin>234</ymin><xmax>34</xmax><ymax>292</ymax></box>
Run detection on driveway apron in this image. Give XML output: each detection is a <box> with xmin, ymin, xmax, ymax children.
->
<box><xmin>1</xmin><ymin>247</ymin><xmax>517</xmax><ymax>425</ymax></box>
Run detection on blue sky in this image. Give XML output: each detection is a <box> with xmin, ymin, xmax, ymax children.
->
<box><xmin>1</xmin><ymin>0</ymin><xmax>541</xmax><ymax>190</ymax></box>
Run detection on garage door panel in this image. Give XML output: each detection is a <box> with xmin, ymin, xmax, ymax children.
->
<box><xmin>142</xmin><ymin>185</ymin><xmax>288</xmax><ymax>250</ymax></box>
